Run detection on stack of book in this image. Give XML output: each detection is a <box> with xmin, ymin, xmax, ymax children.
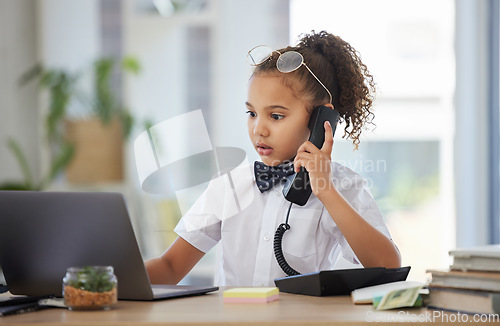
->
<box><xmin>427</xmin><ymin>245</ymin><xmax>500</xmax><ymax>314</ymax></box>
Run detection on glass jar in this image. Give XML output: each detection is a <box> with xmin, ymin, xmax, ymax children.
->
<box><xmin>63</xmin><ymin>266</ymin><xmax>118</xmax><ymax>310</ymax></box>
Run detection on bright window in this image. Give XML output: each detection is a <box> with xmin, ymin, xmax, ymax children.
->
<box><xmin>290</xmin><ymin>0</ymin><xmax>455</xmax><ymax>281</ymax></box>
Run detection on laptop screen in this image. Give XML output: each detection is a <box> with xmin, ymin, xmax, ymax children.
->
<box><xmin>0</xmin><ymin>191</ymin><xmax>155</xmax><ymax>300</ymax></box>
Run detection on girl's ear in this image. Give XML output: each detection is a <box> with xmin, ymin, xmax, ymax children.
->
<box><xmin>322</xmin><ymin>103</ymin><xmax>334</xmax><ymax>110</ymax></box>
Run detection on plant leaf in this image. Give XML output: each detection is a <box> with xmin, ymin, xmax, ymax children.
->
<box><xmin>121</xmin><ymin>56</ymin><xmax>141</xmax><ymax>75</ymax></box>
<box><xmin>41</xmin><ymin>142</ymin><xmax>75</xmax><ymax>188</ymax></box>
<box><xmin>6</xmin><ymin>138</ymin><xmax>33</xmax><ymax>189</ymax></box>
<box><xmin>18</xmin><ymin>64</ymin><xmax>43</xmax><ymax>86</ymax></box>
<box><xmin>94</xmin><ymin>58</ymin><xmax>116</xmax><ymax>123</ymax></box>
<box><xmin>41</xmin><ymin>70</ymin><xmax>77</xmax><ymax>142</ymax></box>
<box><xmin>120</xmin><ymin>110</ymin><xmax>134</xmax><ymax>139</ymax></box>
<box><xmin>0</xmin><ymin>182</ymin><xmax>33</xmax><ymax>191</ymax></box>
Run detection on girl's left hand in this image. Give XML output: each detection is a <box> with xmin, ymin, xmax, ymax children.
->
<box><xmin>294</xmin><ymin>121</ymin><xmax>335</xmax><ymax>199</ymax></box>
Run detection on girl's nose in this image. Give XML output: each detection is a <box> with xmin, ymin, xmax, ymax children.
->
<box><xmin>253</xmin><ymin>118</ymin><xmax>269</xmax><ymax>137</ymax></box>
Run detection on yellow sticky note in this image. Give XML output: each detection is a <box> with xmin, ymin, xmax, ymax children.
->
<box><xmin>223</xmin><ymin>287</ymin><xmax>279</xmax><ymax>298</ymax></box>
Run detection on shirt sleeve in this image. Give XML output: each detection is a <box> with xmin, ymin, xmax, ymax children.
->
<box><xmin>174</xmin><ymin>176</ymin><xmax>224</xmax><ymax>253</ymax></box>
<box><xmin>174</xmin><ymin>188</ymin><xmax>222</xmax><ymax>253</ymax></box>
<box><xmin>329</xmin><ymin>162</ymin><xmax>392</xmax><ymax>265</ymax></box>
<box><xmin>174</xmin><ymin>163</ymin><xmax>255</xmax><ymax>254</ymax></box>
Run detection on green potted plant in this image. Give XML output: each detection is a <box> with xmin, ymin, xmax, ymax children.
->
<box><xmin>0</xmin><ymin>56</ymin><xmax>140</xmax><ymax>190</ymax></box>
<box><xmin>0</xmin><ymin>67</ymin><xmax>77</xmax><ymax>190</ymax></box>
<box><xmin>64</xmin><ymin>56</ymin><xmax>140</xmax><ymax>184</ymax></box>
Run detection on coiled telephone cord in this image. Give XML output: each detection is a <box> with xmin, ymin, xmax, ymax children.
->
<box><xmin>273</xmin><ymin>202</ymin><xmax>301</xmax><ymax>276</ymax></box>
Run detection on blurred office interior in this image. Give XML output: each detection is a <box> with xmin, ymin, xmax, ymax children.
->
<box><xmin>0</xmin><ymin>0</ymin><xmax>499</xmax><ymax>285</ymax></box>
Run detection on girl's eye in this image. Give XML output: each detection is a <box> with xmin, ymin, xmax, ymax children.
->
<box><xmin>271</xmin><ymin>113</ymin><xmax>285</xmax><ymax>120</ymax></box>
<box><xmin>246</xmin><ymin>110</ymin><xmax>257</xmax><ymax>118</ymax></box>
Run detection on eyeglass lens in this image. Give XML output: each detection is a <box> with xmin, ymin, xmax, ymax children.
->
<box><xmin>276</xmin><ymin>51</ymin><xmax>303</xmax><ymax>73</ymax></box>
<box><xmin>247</xmin><ymin>46</ymin><xmax>273</xmax><ymax>66</ymax></box>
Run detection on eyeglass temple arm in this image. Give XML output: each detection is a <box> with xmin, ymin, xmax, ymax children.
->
<box><xmin>303</xmin><ymin>64</ymin><xmax>333</xmax><ymax>105</ymax></box>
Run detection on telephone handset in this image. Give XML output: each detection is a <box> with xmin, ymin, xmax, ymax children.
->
<box><xmin>283</xmin><ymin>105</ymin><xmax>339</xmax><ymax>206</ymax></box>
<box><xmin>274</xmin><ymin>105</ymin><xmax>339</xmax><ymax>276</ymax></box>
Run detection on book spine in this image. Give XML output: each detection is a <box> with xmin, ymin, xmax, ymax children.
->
<box><xmin>492</xmin><ymin>293</ymin><xmax>500</xmax><ymax>313</ymax></box>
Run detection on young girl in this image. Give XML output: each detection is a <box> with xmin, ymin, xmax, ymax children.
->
<box><xmin>145</xmin><ymin>30</ymin><xmax>401</xmax><ymax>286</ymax></box>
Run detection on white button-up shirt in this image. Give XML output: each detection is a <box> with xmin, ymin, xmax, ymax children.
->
<box><xmin>174</xmin><ymin>162</ymin><xmax>391</xmax><ymax>286</ymax></box>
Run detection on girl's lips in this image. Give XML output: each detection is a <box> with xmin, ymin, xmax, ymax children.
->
<box><xmin>258</xmin><ymin>147</ymin><xmax>273</xmax><ymax>156</ymax></box>
<box><xmin>256</xmin><ymin>143</ymin><xmax>273</xmax><ymax>156</ymax></box>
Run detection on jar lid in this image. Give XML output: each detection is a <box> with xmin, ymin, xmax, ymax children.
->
<box><xmin>67</xmin><ymin>266</ymin><xmax>114</xmax><ymax>273</ymax></box>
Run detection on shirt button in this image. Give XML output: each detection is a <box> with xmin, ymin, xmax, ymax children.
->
<box><xmin>263</xmin><ymin>234</ymin><xmax>270</xmax><ymax>241</ymax></box>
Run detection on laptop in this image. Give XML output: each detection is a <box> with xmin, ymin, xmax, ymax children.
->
<box><xmin>0</xmin><ymin>191</ymin><xmax>218</xmax><ymax>300</ymax></box>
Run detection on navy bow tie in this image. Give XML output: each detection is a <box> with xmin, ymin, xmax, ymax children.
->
<box><xmin>254</xmin><ymin>161</ymin><xmax>294</xmax><ymax>193</ymax></box>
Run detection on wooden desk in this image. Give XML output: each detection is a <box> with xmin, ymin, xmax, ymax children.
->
<box><xmin>0</xmin><ymin>290</ymin><xmax>498</xmax><ymax>325</ymax></box>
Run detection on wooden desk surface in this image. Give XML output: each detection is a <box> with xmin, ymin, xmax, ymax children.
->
<box><xmin>0</xmin><ymin>289</ymin><xmax>498</xmax><ymax>326</ymax></box>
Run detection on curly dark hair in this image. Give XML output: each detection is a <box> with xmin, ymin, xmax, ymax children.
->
<box><xmin>251</xmin><ymin>30</ymin><xmax>376</xmax><ymax>149</ymax></box>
